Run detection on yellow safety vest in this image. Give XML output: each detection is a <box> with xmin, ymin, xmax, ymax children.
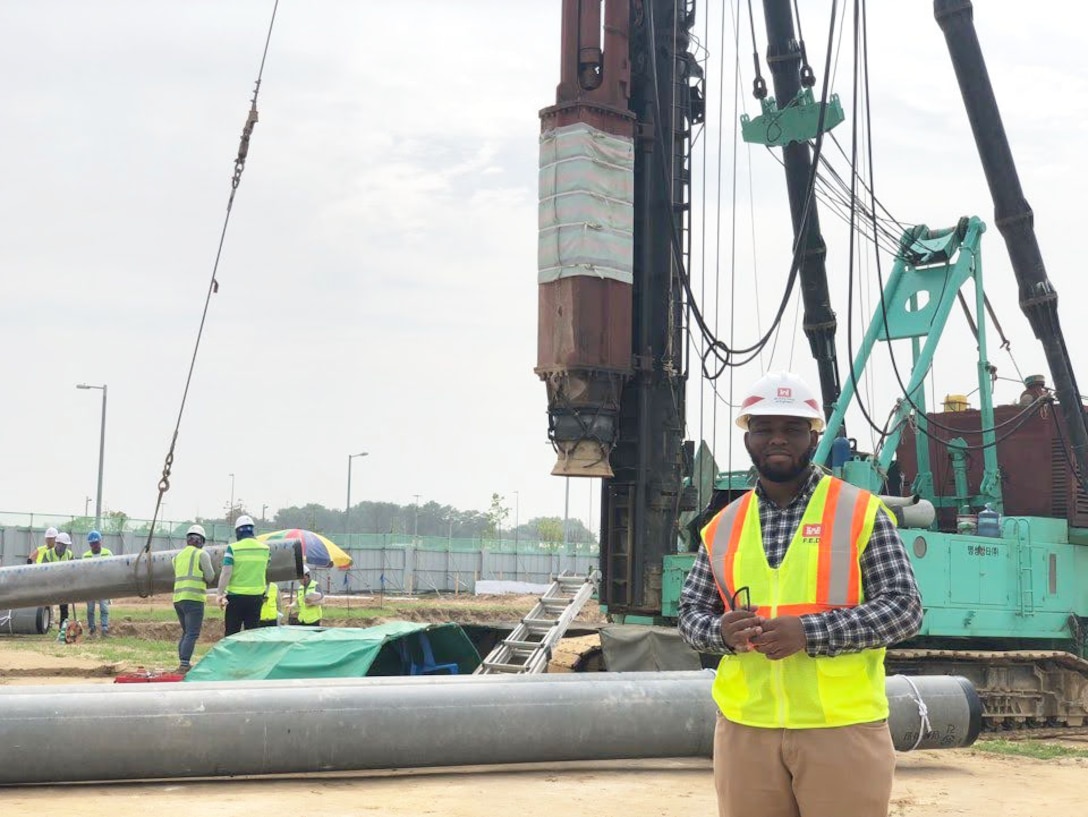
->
<box><xmin>296</xmin><ymin>583</ymin><xmax>322</xmax><ymax>624</ymax></box>
<box><xmin>225</xmin><ymin>538</ymin><xmax>270</xmax><ymax>595</ymax></box>
<box><xmin>701</xmin><ymin>475</ymin><xmax>887</xmax><ymax>729</ymax></box>
<box><xmin>42</xmin><ymin>548</ymin><xmax>73</xmax><ymax>563</ymax></box>
<box><xmin>173</xmin><ymin>545</ymin><xmax>208</xmax><ymax>604</ymax></box>
<box><xmin>260</xmin><ymin>582</ymin><xmax>279</xmax><ymax>622</ymax></box>
<box><xmin>82</xmin><ymin>547</ymin><xmax>114</xmax><ymax>558</ymax></box>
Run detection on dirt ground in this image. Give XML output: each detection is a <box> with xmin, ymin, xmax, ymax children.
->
<box><xmin>1</xmin><ymin>751</ymin><xmax>1084</xmax><ymax>816</ymax></box>
<box><xmin>1</xmin><ymin>597</ymin><xmax>1084</xmax><ymax>815</ymax></box>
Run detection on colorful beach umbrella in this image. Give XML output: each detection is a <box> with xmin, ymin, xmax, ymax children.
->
<box><xmin>257</xmin><ymin>529</ymin><xmax>352</xmax><ymax>569</ymax></box>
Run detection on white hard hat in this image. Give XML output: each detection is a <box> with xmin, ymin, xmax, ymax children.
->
<box><xmin>186</xmin><ymin>524</ymin><xmax>207</xmax><ymax>539</ymax></box>
<box><xmin>302</xmin><ymin>564</ymin><xmax>312</xmax><ymax>576</ymax></box>
<box><xmin>45</xmin><ymin>527</ymin><xmax>59</xmax><ymax>539</ymax></box>
<box><xmin>55</xmin><ymin>532</ymin><xmax>72</xmax><ymax>546</ymax></box>
<box><xmin>736</xmin><ymin>371</ymin><xmax>825</xmax><ymax>432</ymax></box>
<box><xmin>234</xmin><ymin>515</ymin><xmax>255</xmax><ymax>530</ymax></box>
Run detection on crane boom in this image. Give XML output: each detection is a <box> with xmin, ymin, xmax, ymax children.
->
<box><xmin>935</xmin><ymin>0</ymin><xmax>1088</xmax><ymax>483</ymax></box>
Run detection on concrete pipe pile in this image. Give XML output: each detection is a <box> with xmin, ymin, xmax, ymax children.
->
<box><xmin>0</xmin><ymin>541</ymin><xmax>304</xmax><ymax>610</ymax></box>
<box><xmin>0</xmin><ymin>607</ymin><xmax>52</xmax><ymax>635</ymax></box>
<box><xmin>0</xmin><ymin>671</ymin><xmax>980</xmax><ymax>785</ymax></box>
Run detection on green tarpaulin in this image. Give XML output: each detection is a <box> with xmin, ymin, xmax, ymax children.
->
<box><xmin>184</xmin><ymin>621</ymin><xmax>480</xmax><ymax>682</ymax></box>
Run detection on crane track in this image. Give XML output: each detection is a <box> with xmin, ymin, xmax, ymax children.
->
<box><xmin>887</xmin><ymin>648</ymin><xmax>1088</xmax><ymax>732</ymax></box>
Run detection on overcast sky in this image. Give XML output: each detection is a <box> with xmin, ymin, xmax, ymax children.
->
<box><xmin>1</xmin><ymin>1</ymin><xmax>1083</xmax><ymax>533</ymax></box>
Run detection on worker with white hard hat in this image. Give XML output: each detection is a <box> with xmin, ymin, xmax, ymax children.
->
<box><xmin>678</xmin><ymin>371</ymin><xmax>923</xmax><ymax>817</ymax></box>
<box><xmin>29</xmin><ymin>526</ymin><xmax>59</xmax><ymax>564</ymax></box>
<box><xmin>43</xmin><ymin>532</ymin><xmax>76</xmax><ymax>624</ymax></box>
<box><xmin>171</xmin><ymin>524</ymin><xmax>215</xmax><ymax>674</ymax></box>
<box><xmin>216</xmin><ymin>515</ymin><xmax>271</xmax><ymax>636</ymax></box>
<box><xmin>287</xmin><ymin>565</ymin><xmax>324</xmax><ymax>626</ymax></box>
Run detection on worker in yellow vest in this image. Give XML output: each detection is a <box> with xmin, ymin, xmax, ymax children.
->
<box><xmin>173</xmin><ymin>524</ymin><xmax>215</xmax><ymax>674</ymax></box>
<box><xmin>216</xmin><ymin>515</ymin><xmax>271</xmax><ymax>636</ymax></box>
<box><xmin>29</xmin><ymin>527</ymin><xmax>58</xmax><ymax>564</ymax></box>
<box><xmin>678</xmin><ymin>372</ymin><xmax>923</xmax><ymax>817</ymax></box>
<box><xmin>81</xmin><ymin>530</ymin><xmax>114</xmax><ymax>637</ymax></box>
<box><xmin>287</xmin><ymin>566</ymin><xmax>324</xmax><ymax>626</ymax></box>
<box><xmin>258</xmin><ymin>581</ymin><xmax>281</xmax><ymax>627</ymax></box>
<box><xmin>43</xmin><ymin>532</ymin><xmax>75</xmax><ymax>624</ymax></box>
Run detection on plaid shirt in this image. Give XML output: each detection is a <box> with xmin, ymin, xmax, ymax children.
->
<box><xmin>678</xmin><ymin>467</ymin><xmax>922</xmax><ymax>657</ymax></box>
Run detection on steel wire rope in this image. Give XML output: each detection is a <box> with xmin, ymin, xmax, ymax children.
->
<box><xmin>814</xmin><ymin>157</ymin><xmax>905</xmax><ymax>252</ymax></box>
<box><xmin>847</xmin><ymin>0</ymin><xmax>1046</xmax><ymax>450</ymax></box>
<box><xmin>695</xmin><ymin>0</ymin><xmax>712</xmax><ymax>485</ymax></box>
<box><xmin>646</xmin><ymin>0</ymin><xmax>842</xmax><ymax>380</ymax></box>
<box><xmin>715</xmin><ymin>0</ymin><xmax>841</xmax><ymax>372</ymax></box>
<box><xmin>725</xmin><ymin>0</ymin><xmax>743</xmax><ymax>469</ymax></box>
<box><xmin>759</xmin><ymin>144</ymin><xmax>907</xmax><ymax>257</ymax></box>
<box><xmin>141</xmin><ymin>0</ymin><xmax>280</xmax><ymax>563</ymax></box>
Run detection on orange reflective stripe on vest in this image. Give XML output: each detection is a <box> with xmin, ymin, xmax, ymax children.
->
<box><xmin>702</xmin><ymin>491</ymin><xmax>753</xmax><ymax>610</ymax></box>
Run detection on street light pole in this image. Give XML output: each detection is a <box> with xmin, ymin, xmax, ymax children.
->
<box><xmin>76</xmin><ymin>383</ymin><xmax>107</xmax><ymax>531</ymax></box>
<box><xmin>229</xmin><ymin>473</ymin><xmax>235</xmax><ymax>525</ymax></box>
<box><xmin>345</xmin><ymin>451</ymin><xmax>368</xmax><ymax>538</ymax></box>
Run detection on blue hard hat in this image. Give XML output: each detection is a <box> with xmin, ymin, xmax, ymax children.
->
<box><xmin>87</xmin><ymin>530</ymin><xmax>102</xmax><ymax>544</ymax></box>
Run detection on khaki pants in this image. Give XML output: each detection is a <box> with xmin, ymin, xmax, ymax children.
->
<box><xmin>713</xmin><ymin>715</ymin><xmax>895</xmax><ymax>817</ymax></box>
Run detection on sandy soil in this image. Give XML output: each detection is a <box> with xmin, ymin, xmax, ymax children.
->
<box><xmin>1</xmin><ymin>598</ymin><xmax>1083</xmax><ymax>814</ymax></box>
<box><xmin>1</xmin><ymin>753</ymin><xmax>1084</xmax><ymax>816</ymax></box>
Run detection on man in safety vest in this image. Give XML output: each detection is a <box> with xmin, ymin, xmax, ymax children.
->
<box><xmin>29</xmin><ymin>526</ymin><xmax>58</xmax><ymax>564</ymax></box>
<box><xmin>82</xmin><ymin>530</ymin><xmax>114</xmax><ymax>637</ymax></box>
<box><xmin>216</xmin><ymin>515</ymin><xmax>271</xmax><ymax>636</ymax></box>
<box><xmin>173</xmin><ymin>524</ymin><xmax>215</xmax><ymax>674</ymax></box>
<box><xmin>44</xmin><ymin>532</ymin><xmax>75</xmax><ymax>624</ymax></box>
<box><xmin>678</xmin><ymin>371</ymin><xmax>922</xmax><ymax>817</ymax></box>
<box><xmin>287</xmin><ymin>566</ymin><xmax>324</xmax><ymax>626</ymax></box>
<box><xmin>258</xmin><ymin>581</ymin><xmax>281</xmax><ymax>626</ymax></box>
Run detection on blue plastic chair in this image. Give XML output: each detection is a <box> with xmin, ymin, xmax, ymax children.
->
<box><xmin>405</xmin><ymin>631</ymin><xmax>459</xmax><ymax>676</ymax></box>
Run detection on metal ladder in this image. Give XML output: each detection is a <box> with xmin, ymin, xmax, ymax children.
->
<box><xmin>474</xmin><ymin>571</ymin><xmax>599</xmax><ymax>675</ymax></box>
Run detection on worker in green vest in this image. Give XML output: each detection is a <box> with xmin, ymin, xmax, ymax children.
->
<box><xmin>678</xmin><ymin>371</ymin><xmax>923</xmax><ymax>817</ymax></box>
<box><xmin>43</xmin><ymin>532</ymin><xmax>75</xmax><ymax>624</ymax></box>
<box><xmin>287</xmin><ymin>566</ymin><xmax>324</xmax><ymax>626</ymax></box>
<box><xmin>81</xmin><ymin>530</ymin><xmax>114</xmax><ymax>637</ymax></box>
<box><xmin>173</xmin><ymin>524</ymin><xmax>215</xmax><ymax>674</ymax></box>
<box><xmin>216</xmin><ymin>515</ymin><xmax>271</xmax><ymax>636</ymax></box>
<box><xmin>29</xmin><ymin>526</ymin><xmax>58</xmax><ymax>564</ymax></box>
<box><xmin>258</xmin><ymin>581</ymin><xmax>281</xmax><ymax>627</ymax></box>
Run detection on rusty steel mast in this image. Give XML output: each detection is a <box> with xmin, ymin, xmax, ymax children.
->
<box><xmin>537</xmin><ymin>0</ymin><xmax>701</xmax><ymax>616</ymax></box>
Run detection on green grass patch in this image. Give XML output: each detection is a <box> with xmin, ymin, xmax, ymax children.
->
<box><xmin>974</xmin><ymin>739</ymin><xmax>1088</xmax><ymax>761</ymax></box>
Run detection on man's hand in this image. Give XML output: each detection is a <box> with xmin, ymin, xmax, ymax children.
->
<box><xmin>720</xmin><ymin>609</ymin><xmax>763</xmax><ymax>652</ymax></box>
<box><xmin>217</xmin><ymin>594</ymin><xmax>227</xmax><ymax>609</ymax></box>
<box><xmin>751</xmin><ymin>615</ymin><xmax>806</xmax><ymax>660</ymax></box>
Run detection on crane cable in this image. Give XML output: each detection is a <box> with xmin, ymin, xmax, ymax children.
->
<box><xmin>844</xmin><ymin>0</ymin><xmax>1046</xmax><ymax>454</ymax></box>
<box><xmin>139</xmin><ymin>0</ymin><xmax>280</xmax><ymax>574</ymax></box>
<box><xmin>648</xmin><ymin>0</ymin><xmax>841</xmax><ymax>383</ymax></box>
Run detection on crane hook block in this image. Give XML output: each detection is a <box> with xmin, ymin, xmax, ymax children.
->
<box><xmin>740</xmin><ymin>88</ymin><xmax>844</xmax><ymax>148</ymax></box>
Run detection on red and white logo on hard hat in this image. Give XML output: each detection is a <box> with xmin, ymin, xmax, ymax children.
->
<box><xmin>777</xmin><ymin>387</ymin><xmax>792</xmax><ymax>398</ymax></box>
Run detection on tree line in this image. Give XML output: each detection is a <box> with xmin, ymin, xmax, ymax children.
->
<box><xmin>84</xmin><ymin>494</ymin><xmax>598</xmax><ymax>545</ymax></box>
